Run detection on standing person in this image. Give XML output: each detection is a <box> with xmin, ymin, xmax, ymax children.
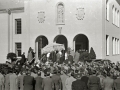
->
<box><xmin>52</xmin><ymin>70</ymin><xmax>62</xmax><ymax>90</ymax></box>
<box><xmin>65</xmin><ymin>72</ymin><xmax>76</xmax><ymax>90</ymax></box>
<box><xmin>5</xmin><ymin>68</ymin><xmax>12</xmax><ymax>90</ymax></box>
<box><xmin>42</xmin><ymin>72</ymin><xmax>54</xmax><ymax>90</ymax></box>
<box><xmin>72</xmin><ymin>74</ymin><xmax>87</xmax><ymax>90</ymax></box>
<box><xmin>88</xmin><ymin>70</ymin><xmax>101</xmax><ymax>90</ymax></box>
<box><xmin>113</xmin><ymin>73</ymin><xmax>120</xmax><ymax>90</ymax></box>
<box><xmin>20</xmin><ymin>52</ymin><xmax>26</xmax><ymax>66</ymax></box>
<box><xmin>35</xmin><ymin>71</ymin><xmax>43</xmax><ymax>90</ymax></box>
<box><xmin>81</xmin><ymin>73</ymin><xmax>89</xmax><ymax>89</ymax></box>
<box><xmin>0</xmin><ymin>71</ymin><xmax>4</xmax><ymax>90</ymax></box>
<box><xmin>9</xmin><ymin>69</ymin><xmax>18</xmax><ymax>90</ymax></box>
<box><xmin>27</xmin><ymin>47</ymin><xmax>33</xmax><ymax>62</ymax></box>
<box><xmin>70</xmin><ymin>49</ymin><xmax>75</xmax><ymax>59</ymax></box>
<box><xmin>102</xmin><ymin>73</ymin><xmax>114</xmax><ymax>90</ymax></box>
<box><xmin>60</xmin><ymin>71</ymin><xmax>69</xmax><ymax>90</ymax></box>
<box><xmin>68</xmin><ymin>54</ymin><xmax>73</xmax><ymax>64</ymax></box>
<box><xmin>23</xmin><ymin>70</ymin><xmax>35</xmax><ymax>90</ymax></box>
<box><xmin>73</xmin><ymin>51</ymin><xmax>80</xmax><ymax>63</ymax></box>
<box><xmin>17</xmin><ymin>71</ymin><xmax>26</xmax><ymax>90</ymax></box>
<box><xmin>56</xmin><ymin>51</ymin><xmax>61</xmax><ymax>63</ymax></box>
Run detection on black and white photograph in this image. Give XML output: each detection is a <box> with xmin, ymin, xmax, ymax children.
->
<box><xmin>0</xmin><ymin>0</ymin><xmax>120</xmax><ymax>90</ymax></box>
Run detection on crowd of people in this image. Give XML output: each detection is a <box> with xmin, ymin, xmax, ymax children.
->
<box><xmin>1</xmin><ymin>48</ymin><xmax>120</xmax><ymax>90</ymax></box>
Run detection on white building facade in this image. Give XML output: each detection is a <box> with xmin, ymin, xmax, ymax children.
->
<box><xmin>0</xmin><ymin>0</ymin><xmax>120</xmax><ymax>63</ymax></box>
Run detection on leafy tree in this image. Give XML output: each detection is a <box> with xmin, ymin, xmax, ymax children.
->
<box><xmin>89</xmin><ymin>47</ymin><xmax>96</xmax><ymax>59</ymax></box>
<box><xmin>79</xmin><ymin>52</ymin><xmax>91</xmax><ymax>62</ymax></box>
<box><xmin>7</xmin><ymin>52</ymin><xmax>17</xmax><ymax>62</ymax></box>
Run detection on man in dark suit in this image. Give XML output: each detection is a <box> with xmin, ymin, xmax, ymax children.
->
<box><xmin>35</xmin><ymin>71</ymin><xmax>43</xmax><ymax>90</ymax></box>
<box><xmin>68</xmin><ymin>54</ymin><xmax>73</xmax><ymax>64</ymax></box>
<box><xmin>88</xmin><ymin>70</ymin><xmax>101</xmax><ymax>90</ymax></box>
<box><xmin>52</xmin><ymin>70</ymin><xmax>62</xmax><ymax>90</ymax></box>
<box><xmin>23</xmin><ymin>70</ymin><xmax>35</xmax><ymax>90</ymax></box>
<box><xmin>20</xmin><ymin>52</ymin><xmax>26</xmax><ymax>66</ymax></box>
<box><xmin>113</xmin><ymin>73</ymin><xmax>120</xmax><ymax>90</ymax></box>
<box><xmin>81</xmin><ymin>74</ymin><xmax>89</xmax><ymax>89</ymax></box>
<box><xmin>42</xmin><ymin>72</ymin><xmax>54</xmax><ymax>90</ymax></box>
<box><xmin>18</xmin><ymin>71</ymin><xmax>26</xmax><ymax>90</ymax></box>
<box><xmin>72</xmin><ymin>74</ymin><xmax>87</xmax><ymax>90</ymax></box>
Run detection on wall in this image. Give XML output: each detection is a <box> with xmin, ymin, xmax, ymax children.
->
<box><xmin>105</xmin><ymin>0</ymin><xmax>120</xmax><ymax>62</ymax></box>
<box><xmin>25</xmin><ymin>0</ymin><xmax>103</xmax><ymax>59</ymax></box>
<box><xmin>0</xmin><ymin>13</ymin><xmax>8</xmax><ymax>63</ymax></box>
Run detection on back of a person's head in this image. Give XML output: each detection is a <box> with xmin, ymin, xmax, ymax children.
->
<box><xmin>71</xmin><ymin>72</ymin><xmax>74</xmax><ymax>77</ymax></box>
<box><xmin>107</xmin><ymin>73</ymin><xmax>111</xmax><ymax>77</ymax></box>
<box><xmin>46</xmin><ymin>72</ymin><xmax>50</xmax><ymax>76</ymax></box>
<box><xmin>92</xmin><ymin>70</ymin><xmax>96</xmax><ymax>75</ymax></box>
<box><xmin>37</xmin><ymin>71</ymin><xmax>41</xmax><ymax>76</ymax></box>
<box><xmin>57</xmin><ymin>70</ymin><xmax>61</xmax><ymax>74</ymax></box>
<box><xmin>53</xmin><ymin>70</ymin><xmax>57</xmax><ymax>74</ymax></box>
<box><xmin>26</xmin><ymin>70</ymin><xmax>31</xmax><ymax>75</ymax></box>
<box><xmin>75</xmin><ymin>70</ymin><xmax>79</xmax><ymax>73</ymax></box>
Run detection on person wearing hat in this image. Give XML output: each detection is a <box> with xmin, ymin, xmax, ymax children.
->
<box><xmin>17</xmin><ymin>70</ymin><xmax>26</xmax><ymax>90</ymax></box>
<box><xmin>65</xmin><ymin>72</ymin><xmax>76</xmax><ymax>90</ymax></box>
<box><xmin>88</xmin><ymin>70</ymin><xmax>101</xmax><ymax>90</ymax></box>
<box><xmin>5</xmin><ymin>68</ymin><xmax>12</xmax><ymax>90</ymax></box>
<box><xmin>35</xmin><ymin>71</ymin><xmax>43</xmax><ymax>90</ymax></box>
<box><xmin>60</xmin><ymin>70</ymin><xmax>69</xmax><ymax>90</ymax></box>
<box><xmin>102</xmin><ymin>72</ymin><xmax>114</xmax><ymax>90</ymax></box>
<box><xmin>72</xmin><ymin>73</ymin><xmax>87</xmax><ymax>90</ymax></box>
<box><xmin>23</xmin><ymin>70</ymin><xmax>35</xmax><ymax>90</ymax></box>
<box><xmin>113</xmin><ymin>72</ymin><xmax>120</xmax><ymax>90</ymax></box>
<box><xmin>0</xmin><ymin>71</ymin><xmax>4</xmax><ymax>90</ymax></box>
<box><xmin>9</xmin><ymin>69</ymin><xmax>18</xmax><ymax>90</ymax></box>
<box><xmin>51</xmin><ymin>70</ymin><xmax>62</xmax><ymax>90</ymax></box>
<box><xmin>42</xmin><ymin>72</ymin><xmax>54</xmax><ymax>90</ymax></box>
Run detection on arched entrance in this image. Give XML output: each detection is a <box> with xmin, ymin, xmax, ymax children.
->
<box><xmin>35</xmin><ymin>35</ymin><xmax>48</xmax><ymax>59</ymax></box>
<box><xmin>73</xmin><ymin>34</ymin><xmax>89</xmax><ymax>52</ymax></box>
<box><xmin>54</xmin><ymin>35</ymin><xmax>68</xmax><ymax>51</ymax></box>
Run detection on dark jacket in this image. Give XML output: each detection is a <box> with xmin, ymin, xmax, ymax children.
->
<box><xmin>52</xmin><ymin>74</ymin><xmax>62</xmax><ymax>90</ymax></box>
<box><xmin>42</xmin><ymin>76</ymin><xmax>54</xmax><ymax>90</ymax></box>
<box><xmin>88</xmin><ymin>76</ymin><xmax>101</xmax><ymax>90</ymax></box>
<box><xmin>35</xmin><ymin>76</ymin><xmax>43</xmax><ymax>90</ymax></box>
<box><xmin>81</xmin><ymin>76</ymin><xmax>89</xmax><ymax>87</ymax></box>
<box><xmin>114</xmin><ymin>78</ymin><xmax>120</xmax><ymax>90</ymax></box>
<box><xmin>72</xmin><ymin>79</ymin><xmax>87</xmax><ymax>90</ymax></box>
<box><xmin>23</xmin><ymin>75</ymin><xmax>35</xmax><ymax>90</ymax></box>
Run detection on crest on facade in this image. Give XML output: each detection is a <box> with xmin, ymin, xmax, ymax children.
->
<box><xmin>76</xmin><ymin>8</ymin><xmax>85</xmax><ymax>20</ymax></box>
<box><xmin>37</xmin><ymin>11</ymin><xmax>45</xmax><ymax>23</ymax></box>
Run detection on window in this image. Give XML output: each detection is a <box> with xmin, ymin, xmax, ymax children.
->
<box><xmin>115</xmin><ymin>38</ymin><xmax>117</xmax><ymax>54</ymax></box>
<box><xmin>15</xmin><ymin>19</ymin><xmax>21</xmax><ymax>34</ymax></box>
<box><xmin>115</xmin><ymin>8</ymin><xmax>117</xmax><ymax>25</ymax></box>
<box><xmin>106</xmin><ymin>35</ymin><xmax>109</xmax><ymax>55</ymax></box>
<box><xmin>15</xmin><ymin>43</ymin><xmax>22</xmax><ymax>57</ymax></box>
<box><xmin>117</xmin><ymin>10</ymin><xmax>119</xmax><ymax>27</ymax></box>
<box><xmin>112</xmin><ymin>5</ymin><xmax>115</xmax><ymax>24</ymax></box>
<box><xmin>112</xmin><ymin>37</ymin><xmax>115</xmax><ymax>55</ymax></box>
<box><xmin>106</xmin><ymin>2</ymin><xmax>109</xmax><ymax>20</ymax></box>
<box><xmin>117</xmin><ymin>39</ymin><xmax>120</xmax><ymax>54</ymax></box>
<box><xmin>57</xmin><ymin>2</ymin><xmax>65</xmax><ymax>24</ymax></box>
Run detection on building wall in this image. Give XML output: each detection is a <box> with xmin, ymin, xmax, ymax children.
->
<box><xmin>105</xmin><ymin>0</ymin><xmax>120</xmax><ymax>62</ymax></box>
<box><xmin>0</xmin><ymin>13</ymin><xmax>8</xmax><ymax>63</ymax></box>
<box><xmin>20</xmin><ymin>0</ymin><xmax>103</xmax><ymax>59</ymax></box>
<box><xmin>1</xmin><ymin>0</ymin><xmax>114</xmax><ymax>62</ymax></box>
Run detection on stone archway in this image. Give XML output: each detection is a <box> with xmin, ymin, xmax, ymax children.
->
<box><xmin>35</xmin><ymin>35</ymin><xmax>48</xmax><ymax>59</ymax></box>
<box><xmin>54</xmin><ymin>35</ymin><xmax>68</xmax><ymax>51</ymax></box>
<box><xmin>73</xmin><ymin>34</ymin><xmax>89</xmax><ymax>52</ymax></box>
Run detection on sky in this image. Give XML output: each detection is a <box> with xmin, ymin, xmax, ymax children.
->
<box><xmin>0</xmin><ymin>0</ymin><xmax>24</xmax><ymax>9</ymax></box>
